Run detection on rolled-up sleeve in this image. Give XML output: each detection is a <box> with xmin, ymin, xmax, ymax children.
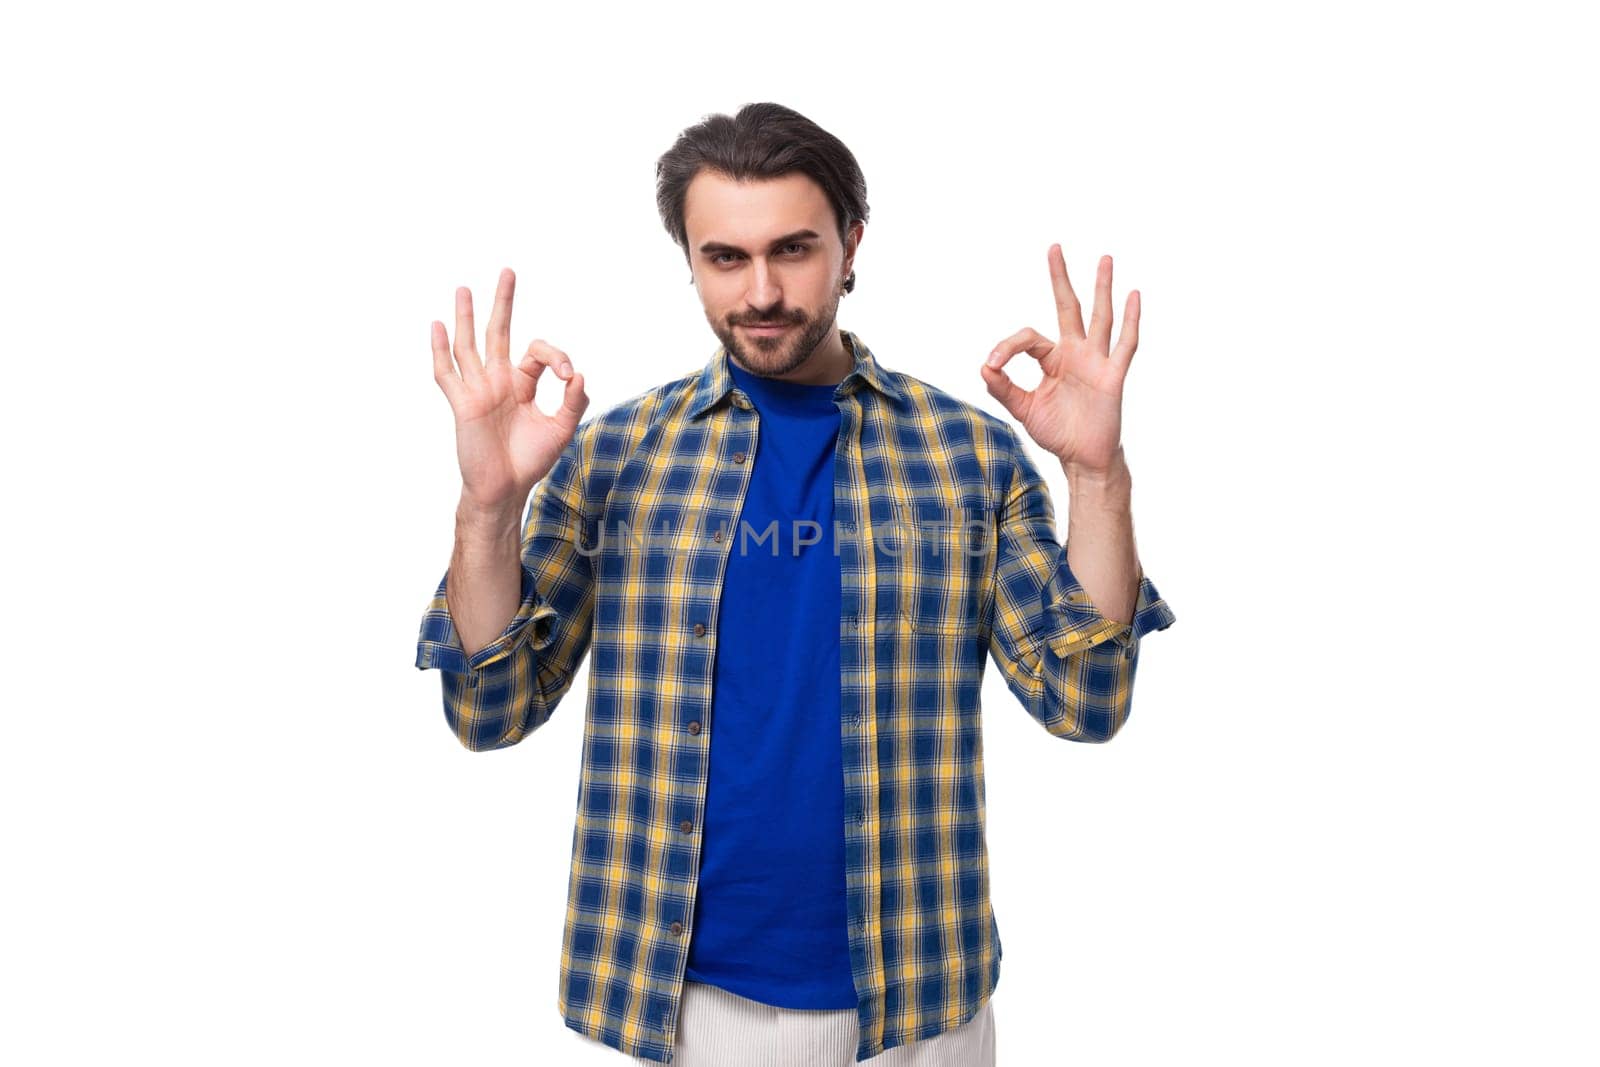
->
<box><xmin>986</xmin><ymin>426</ymin><xmax>1176</xmax><ymax>742</ymax></box>
<box><xmin>413</xmin><ymin>430</ymin><xmax>597</xmax><ymax>751</ymax></box>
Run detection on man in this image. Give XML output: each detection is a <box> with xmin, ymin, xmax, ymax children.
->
<box><xmin>416</xmin><ymin>102</ymin><xmax>1176</xmax><ymax>1066</ymax></box>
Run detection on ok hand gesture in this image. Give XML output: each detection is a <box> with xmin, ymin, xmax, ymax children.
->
<box><xmin>431</xmin><ymin>268</ymin><xmax>589</xmax><ymax>511</ymax></box>
<box><xmin>980</xmin><ymin>245</ymin><xmax>1140</xmax><ymax>475</ymax></box>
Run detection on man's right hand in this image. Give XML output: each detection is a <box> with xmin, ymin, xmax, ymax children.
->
<box><xmin>431</xmin><ymin>267</ymin><xmax>589</xmax><ymax>513</ymax></box>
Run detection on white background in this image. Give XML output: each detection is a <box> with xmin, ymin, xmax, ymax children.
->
<box><xmin>3</xmin><ymin>1</ymin><xmax>1595</xmax><ymax>1064</ymax></box>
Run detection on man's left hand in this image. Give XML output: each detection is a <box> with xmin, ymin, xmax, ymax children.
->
<box><xmin>980</xmin><ymin>245</ymin><xmax>1140</xmax><ymax>476</ymax></box>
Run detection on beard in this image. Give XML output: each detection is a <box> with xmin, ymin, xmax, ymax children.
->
<box><xmin>709</xmin><ymin>282</ymin><xmax>844</xmax><ymax>379</ymax></box>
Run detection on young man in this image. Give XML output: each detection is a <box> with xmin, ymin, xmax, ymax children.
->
<box><xmin>416</xmin><ymin>102</ymin><xmax>1176</xmax><ymax>1066</ymax></box>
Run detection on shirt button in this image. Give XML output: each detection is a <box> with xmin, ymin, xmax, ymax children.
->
<box><xmin>854</xmin><ymin>811</ymin><xmax>865</xmax><ymax>826</ymax></box>
<box><xmin>688</xmin><ymin>720</ymin><xmax>701</xmax><ymax>735</ymax></box>
<box><xmin>679</xmin><ymin>819</ymin><xmax>692</xmax><ymax>833</ymax></box>
<box><xmin>712</xmin><ymin>528</ymin><xmax>723</xmax><ymax>542</ymax></box>
<box><xmin>670</xmin><ymin>921</ymin><xmax>684</xmax><ymax>936</ymax></box>
<box><xmin>693</xmin><ymin>622</ymin><xmax>706</xmax><ymax>637</ymax></box>
<box><xmin>731</xmin><ymin>451</ymin><xmax>747</xmax><ymax>464</ymax></box>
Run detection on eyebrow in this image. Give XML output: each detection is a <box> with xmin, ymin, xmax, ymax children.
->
<box><xmin>697</xmin><ymin>229</ymin><xmax>822</xmax><ymax>256</ymax></box>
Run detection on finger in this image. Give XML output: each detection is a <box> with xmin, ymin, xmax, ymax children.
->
<box><xmin>485</xmin><ymin>268</ymin><xmax>515</xmax><ymax>366</ymax></box>
<box><xmin>454</xmin><ymin>287</ymin><xmax>483</xmax><ymax>383</ymax></box>
<box><xmin>984</xmin><ymin>326</ymin><xmax>1055</xmax><ymax>373</ymax></box>
<box><xmin>510</xmin><ymin>353</ymin><xmax>538</xmax><ymax>406</ymax></box>
<box><xmin>515</xmin><ymin>340</ymin><xmax>574</xmax><ymax>407</ymax></box>
<box><xmin>430</xmin><ymin>320</ymin><xmax>464</xmax><ymax>407</ymax></box>
<box><xmin>521</xmin><ymin>339</ymin><xmax>574</xmax><ymax>381</ymax></box>
<box><xmin>1049</xmin><ymin>244</ymin><xmax>1086</xmax><ymax>341</ymax></box>
<box><xmin>1111</xmin><ymin>289</ymin><xmax>1140</xmax><ymax>371</ymax></box>
<box><xmin>515</xmin><ymin>350</ymin><xmax>549</xmax><ymax>399</ymax></box>
<box><xmin>979</xmin><ymin>361</ymin><xmax>1031</xmax><ymax>424</ymax></box>
<box><xmin>1087</xmin><ymin>255</ymin><xmax>1113</xmax><ymax>351</ymax></box>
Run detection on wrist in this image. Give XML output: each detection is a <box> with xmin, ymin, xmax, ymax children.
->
<box><xmin>456</xmin><ymin>491</ymin><xmax>524</xmax><ymax>535</ymax></box>
<box><xmin>1059</xmin><ymin>446</ymin><xmax>1130</xmax><ymax>490</ymax></box>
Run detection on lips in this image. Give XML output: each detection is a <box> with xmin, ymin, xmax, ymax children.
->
<box><xmin>742</xmin><ymin>322</ymin><xmax>793</xmax><ymax>333</ymax></box>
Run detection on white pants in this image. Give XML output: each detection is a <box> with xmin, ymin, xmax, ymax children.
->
<box><xmin>642</xmin><ymin>980</ymin><xmax>997</xmax><ymax>1066</ymax></box>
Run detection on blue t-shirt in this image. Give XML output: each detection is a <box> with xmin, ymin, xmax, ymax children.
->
<box><xmin>682</xmin><ymin>357</ymin><xmax>857</xmax><ymax>1008</ymax></box>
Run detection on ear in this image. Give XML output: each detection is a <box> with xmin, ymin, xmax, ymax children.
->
<box><xmin>843</xmin><ymin>219</ymin><xmax>865</xmax><ymax>276</ymax></box>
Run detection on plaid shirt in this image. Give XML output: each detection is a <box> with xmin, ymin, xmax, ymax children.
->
<box><xmin>414</xmin><ymin>329</ymin><xmax>1176</xmax><ymax>1063</ymax></box>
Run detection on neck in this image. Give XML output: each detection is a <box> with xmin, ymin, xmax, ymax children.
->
<box><xmin>768</xmin><ymin>324</ymin><xmax>850</xmax><ymax>386</ymax></box>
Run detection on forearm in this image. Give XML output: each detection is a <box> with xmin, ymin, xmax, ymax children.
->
<box><xmin>1060</xmin><ymin>446</ymin><xmax>1139</xmax><ymax>625</ymax></box>
<box><xmin>446</xmin><ymin>492</ymin><xmax>525</xmax><ymax>658</ymax></box>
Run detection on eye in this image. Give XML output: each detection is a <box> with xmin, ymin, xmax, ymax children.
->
<box><xmin>782</xmin><ymin>243</ymin><xmax>808</xmax><ymax>255</ymax></box>
<box><xmin>711</xmin><ymin>252</ymin><xmax>740</xmax><ymax>265</ymax></box>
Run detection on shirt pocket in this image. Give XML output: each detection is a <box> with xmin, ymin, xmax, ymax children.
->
<box><xmin>882</xmin><ymin>499</ymin><xmax>996</xmax><ymax>636</ymax></box>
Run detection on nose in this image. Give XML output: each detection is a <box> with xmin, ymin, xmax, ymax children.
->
<box><xmin>747</xmin><ymin>256</ymin><xmax>781</xmax><ymax>313</ymax></box>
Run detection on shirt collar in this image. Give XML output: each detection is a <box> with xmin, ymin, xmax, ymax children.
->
<box><xmin>687</xmin><ymin>328</ymin><xmax>905</xmax><ymax>420</ymax></box>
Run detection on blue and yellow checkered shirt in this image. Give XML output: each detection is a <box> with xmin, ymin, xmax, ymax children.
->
<box><xmin>415</xmin><ymin>329</ymin><xmax>1176</xmax><ymax>1063</ymax></box>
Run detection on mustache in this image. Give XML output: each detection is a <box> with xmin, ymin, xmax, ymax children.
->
<box><xmin>733</xmin><ymin>312</ymin><xmax>805</xmax><ymax>327</ymax></box>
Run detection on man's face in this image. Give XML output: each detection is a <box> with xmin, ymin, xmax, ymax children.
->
<box><xmin>683</xmin><ymin>168</ymin><xmax>861</xmax><ymax>378</ymax></box>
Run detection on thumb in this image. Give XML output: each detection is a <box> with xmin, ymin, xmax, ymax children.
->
<box><xmin>552</xmin><ymin>370</ymin><xmax>589</xmax><ymax>433</ymax></box>
<box><xmin>980</xmin><ymin>362</ymin><xmax>1029</xmax><ymax>423</ymax></box>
